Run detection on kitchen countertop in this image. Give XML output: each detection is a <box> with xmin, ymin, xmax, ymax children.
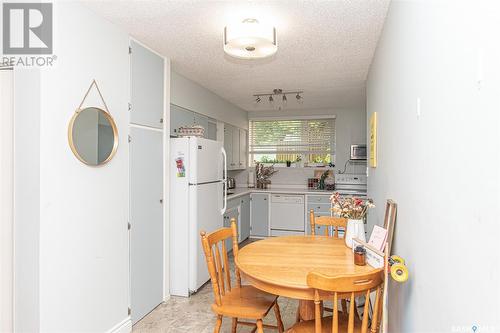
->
<box><xmin>226</xmin><ymin>187</ymin><xmax>338</xmax><ymax>200</ymax></box>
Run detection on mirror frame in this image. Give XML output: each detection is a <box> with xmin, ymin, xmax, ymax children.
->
<box><xmin>67</xmin><ymin>107</ymin><xmax>119</xmax><ymax>166</ymax></box>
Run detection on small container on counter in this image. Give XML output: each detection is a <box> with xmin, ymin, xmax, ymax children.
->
<box><xmin>354</xmin><ymin>245</ymin><xmax>366</xmax><ymax>266</ymax></box>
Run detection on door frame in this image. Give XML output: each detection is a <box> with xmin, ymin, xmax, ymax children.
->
<box><xmin>0</xmin><ymin>67</ymin><xmax>14</xmax><ymax>332</ymax></box>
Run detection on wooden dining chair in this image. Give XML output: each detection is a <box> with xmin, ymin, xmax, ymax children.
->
<box><xmin>286</xmin><ymin>269</ymin><xmax>384</xmax><ymax>333</ymax></box>
<box><xmin>309</xmin><ymin>209</ymin><xmax>347</xmax><ymax>238</ymax></box>
<box><xmin>200</xmin><ymin>218</ymin><xmax>284</xmax><ymax>333</ymax></box>
<box><xmin>307</xmin><ymin>210</ymin><xmax>351</xmax><ymax>320</ymax></box>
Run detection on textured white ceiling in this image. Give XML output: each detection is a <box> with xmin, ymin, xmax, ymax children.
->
<box><xmin>82</xmin><ymin>0</ymin><xmax>390</xmax><ymax>112</ymax></box>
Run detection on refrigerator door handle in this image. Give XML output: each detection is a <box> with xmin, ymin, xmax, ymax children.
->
<box><xmin>221</xmin><ymin>147</ymin><xmax>227</xmax><ymax>215</ymax></box>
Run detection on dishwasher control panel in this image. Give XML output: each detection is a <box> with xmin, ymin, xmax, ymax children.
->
<box><xmin>271</xmin><ymin>194</ymin><xmax>304</xmax><ymax>204</ymax></box>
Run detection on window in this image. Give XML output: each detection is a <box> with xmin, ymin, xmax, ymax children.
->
<box><xmin>249</xmin><ymin>117</ymin><xmax>335</xmax><ymax>165</ymax></box>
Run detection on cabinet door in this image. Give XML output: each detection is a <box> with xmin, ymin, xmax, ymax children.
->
<box><xmin>239</xmin><ymin>129</ymin><xmax>247</xmax><ymax>169</ymax></box>
<box><xmin>130</xmin><ymin>40</ymin><xmax>164</xmax><ymax>128</ymax></box>
<box><xmin>170</xmin><ymin>104</ymin><xmax>194</xmax><ymax>136</ymax></box>
<box><xmin>250</xmin><ymin>193</ymin><xmax>269</xmax><ymax>237</ymax></box>
<box><xmin>193</xmin><ymin>113</ymin><xmax>209</xmax><ymax>137</ymax></box>
<box><xmin>231</xmin><ymin>126</ymin><xmax>240</xmax><ymax>168</ymax></box>
<box><xmin>239</xmin><ymin>195</ymin><xmax>251</xmax><ymax>241</ymax></box>
<box><xmin>207</xmin><ymin>119</ymin><xmax>217</xmax><ymax>141</ymax></box>
<box><xmin>130</xmin><ymin>127</ymin><xmax>163</xmax><ymax>323</ymax></box>
<box><xmin>224</xmin><ymin>124</ymin><xmax>234</xmax><ymax>169</ymax></box>
<box><xmin>223</xmin><ymin>207</ymin><xmax>239</xmax><ymax>252</ymax></box>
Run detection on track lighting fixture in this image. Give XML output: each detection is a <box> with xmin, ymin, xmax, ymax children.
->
<box><xmin>253</xmin><ymin>89</ymin><xmax>303</xmax><ymax>110</ymax></box>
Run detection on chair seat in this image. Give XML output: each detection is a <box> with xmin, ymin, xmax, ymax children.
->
<box><xmin>286</xmin><ymin>314</ymin><xmax>362</xmax><ymax>333</ymax></box>
<box><xmin>211</xmin><ymin>285</ymin><xmax>278</xmax><ymax>320</ymax></box>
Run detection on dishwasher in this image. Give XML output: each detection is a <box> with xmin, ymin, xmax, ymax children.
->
<box><xmin>270</xmin><ymin>194</ymin><xmax>305</xmax><ymax>234</ymax></box>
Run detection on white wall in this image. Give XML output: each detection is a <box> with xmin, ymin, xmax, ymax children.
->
<box><xmin>0</xmin><ymin>68</ymin><xmax>14</xmax><ymax>333</ymax></box>
<box><xmin>231</xmin><ymin>107</ymin><xmax>366</xmax><ymax>187</ymax></box>
<box><xmin>171</xmin><ymin>70</ymin><xmax>248</xmax><ymax>129</ymax></box>
<box><xmin>14</xmin><ymin>2</ymin><xmax>131</xmax><ymax>332</ymax></box>
<box><xmin>366</xmin><ymin>1</ymin><xmax>500</xmax><ymax>332</ymax></box>
<box><xmin>14</xmin><ymin>68</ymin><xmax>41</xmax><ymax>332</ymax></box>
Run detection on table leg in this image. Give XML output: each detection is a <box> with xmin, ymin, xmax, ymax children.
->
<box><xmin>298</xmin><ymin>300</ymin><xmax>323</xmax><ymax>321</ymax></box>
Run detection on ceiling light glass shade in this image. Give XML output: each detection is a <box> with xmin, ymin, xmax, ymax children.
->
<box><xmin>224</xmin><ymin>19</ymin><xmax>277</xmax><ymax>59</ymax></box>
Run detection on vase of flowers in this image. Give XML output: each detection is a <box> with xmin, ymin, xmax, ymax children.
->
<box><xmin>255</xmin><ymin>162</ymin><xmax>278</xmax><ymax>189</ymax></box>
<box><xmin>330</xmin><ymin>192</ymin><xmax>375</xmax><ymax>248</ymax></box>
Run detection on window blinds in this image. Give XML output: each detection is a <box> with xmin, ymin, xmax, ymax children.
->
<box><xmin>249</xmin><ymin>118</ymin><xmax>336</xmax><ymax>156</ymax></box>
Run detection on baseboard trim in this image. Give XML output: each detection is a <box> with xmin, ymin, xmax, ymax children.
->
<box><xmin>107</xmin><ymin>317</ymin><xmax>132</xmax><ymax>333</ymax></box>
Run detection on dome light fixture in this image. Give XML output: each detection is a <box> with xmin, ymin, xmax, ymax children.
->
<box><xmin>223</xmin><ymin>18</ymin><xmax>277</xmax><ymax>59</ymax></box>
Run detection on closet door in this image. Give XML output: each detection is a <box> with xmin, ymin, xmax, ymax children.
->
<box><xmin>130</xmin><ymin>40</ymin><xmax>164</xmax><ymax>128</ymax></box>
<box><xmin>130</xmin><ymin>127</ymin><xmax>163</xmax><ymax>323</ymax></box>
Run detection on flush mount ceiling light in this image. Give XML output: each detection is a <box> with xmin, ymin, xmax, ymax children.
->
<box><xmin>223</xmin><ymin>18</ymin><xmax>277</xmax><ymax>59</ymax></box>
<box><xmin>254</xmin><ymin>89</ymin><xmax>304</xmax><ymax>110</ymax></box>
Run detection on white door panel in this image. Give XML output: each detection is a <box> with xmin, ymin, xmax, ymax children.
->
<box><xmin>270</xmin><ymin>195</ymin><xmax>305</xmax><ymax>231</ymax></box>
<box><xmin>130</xmin><ymin>127</ymin><xmax>163</xmax><ymax>323</ymax></box>
<box><xmin>189</xmin><ymin>137</ymin><xmax>223</xmax><ymax>184</ymax></box>
<box><xmin>189</xmin><ymin>182</ymin><xmax>223</xmax><ymax>292</ymax></box>
<box><xmin>130</xmin><ymin>41</ymin><xmax>164</xmax><ymax>128</ymax></box>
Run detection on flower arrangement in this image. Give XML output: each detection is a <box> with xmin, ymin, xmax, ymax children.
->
<box><xmin>255</xmin><ymin>162</ymin><xmax>278</xmax><ymax>189</ymax></box>
<box><xmin>330</xmin><ymin>192</ymin><xmax>375</xmax><ymax>219</ymax></box>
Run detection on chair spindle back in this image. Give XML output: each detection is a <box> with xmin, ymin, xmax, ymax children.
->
<box><xmin>307</xmin><ymin>269</ymin><xmax>384</xmax><ymax>333</ymax></box>
<box><xmin>200</xmin><ymin>219</ymin><xmax>241</xmax><ymax>306</ymax></box>
<box><xmin>310</xmin><ymin>209</ymin><xmax>348</xmax><ymax>238</ymax></box>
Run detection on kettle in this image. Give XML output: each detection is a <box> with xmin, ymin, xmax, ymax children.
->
<box><xmin>227</xmin><ymin>177</ymin><xmax>236</xmax><ymax>189</ymax></box>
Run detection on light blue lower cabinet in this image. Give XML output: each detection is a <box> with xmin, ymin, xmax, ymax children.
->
<box><xmin>250</xmin><ymin>193</ymin><xmax>269</xmax><ymax>237</ymax></box>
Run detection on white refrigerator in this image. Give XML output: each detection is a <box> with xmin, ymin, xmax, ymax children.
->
<box><xmin>169</xmin><ymin>137</ymin><xmax>227</xmax><ymax>297</ymax></box>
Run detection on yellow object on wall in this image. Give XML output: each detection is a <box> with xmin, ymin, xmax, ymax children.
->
<box><xmin>370</xmin><ymin>112</ymin><xmax>377</xmax><ymax>167</ymax></box>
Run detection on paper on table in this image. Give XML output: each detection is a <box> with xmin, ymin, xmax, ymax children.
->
<box><xmin>368</xmin><ymin>225</ymin><xmax>388</xmax><ymax>251</ymax></box>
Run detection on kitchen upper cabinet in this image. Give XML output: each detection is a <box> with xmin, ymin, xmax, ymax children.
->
<box><xmin>239</xmin><ymin>129</ymin><xmax>247</xmax><ymax>169</ymax></box>
<box><xmin>250</xmin><ymin>193</ymin><xmax>269</xmax><ymax>237</ymax></box>
<box><xmin>223</xmin><ymin>124</ymin><xmax>247</xmax><ymax>170</ymax></box>
<box><xmin>224</xmin><ymin>124</ymin><xmax>233</xmax><ymax>167</ymax></box>
<box><xmin>231</xmin><ymin>126</ymin><xmax>240</xmax><ymax>168</ymax></box>
<box><xmin>239</xmin><ymin>195</ymin><xmax>251</xmax><ymax>241</ymax></box>
<box><xmin>193</xmin><ymin>113</ymin><xmax>209</xmax><ymax>133</ymax></box>
<box><xmin>170</xmin><ymin>105</ymin><xmax>218</xmax><ymax>140</ymax></box>
<box><xmin>170</xmin><ymin>104</ymin><xmax>194</xmax><ymax>136</ymax></box>
<box><xmin>207</xmin><ymin>118</ymin><xmax>217</xmax><ymax>141</ymax></box>
<box><xmin>130</xmin><ymin>40</ymin><xmax>164</xmax><ymax>128</ymax></box>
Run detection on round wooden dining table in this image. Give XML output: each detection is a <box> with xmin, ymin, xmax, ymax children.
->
<box><xmin>235</xmin><ymin>235</ymin><xmax>378</xmax><ymax>320</ymax></box>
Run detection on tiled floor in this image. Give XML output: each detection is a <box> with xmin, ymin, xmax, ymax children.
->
<box><xmin>133</xmin><ymin>239</ymin><xmax>300</xmax><ymax>333</ymax></box>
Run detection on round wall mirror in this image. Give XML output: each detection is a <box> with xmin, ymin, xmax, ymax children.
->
<box><xmin>68</xmin><ymin>107</ymin><xmax>118</xmax><ymax>166</ymax></box>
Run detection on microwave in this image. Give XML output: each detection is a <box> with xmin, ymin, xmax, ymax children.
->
<box><xmin>350</xmin><ymin>144</ymin><xmax>367</xmax><ymax>160</ymax></box>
